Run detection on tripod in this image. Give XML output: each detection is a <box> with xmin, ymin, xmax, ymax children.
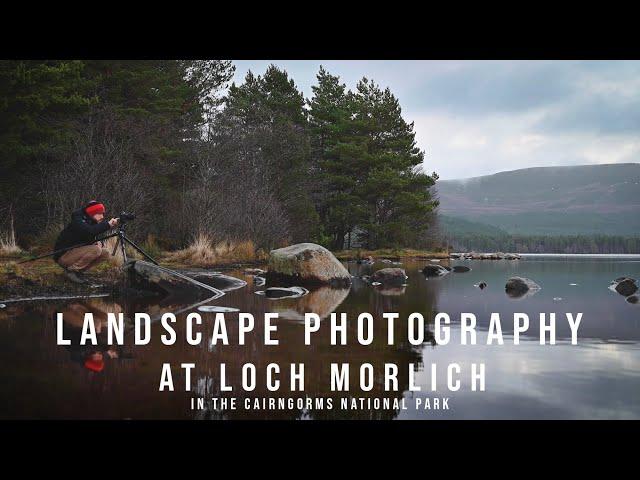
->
<box><xmin>107</xmin><ymin>222</ymin><xmax>158</xmax><ymax>265</ymax></box>
<box><xmin>18</xmin><ymin>222</ymin><xmax>158</xmax><ymax>266</ymax></box>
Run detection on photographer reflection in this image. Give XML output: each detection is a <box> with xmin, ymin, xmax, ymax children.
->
<box><xmin>62</xmin><ymin>301</ymin><xmax>127</xmax><ymax>373</ymax></box>
<box><xmin>53</xmin><ymin>200</ymin><xmax>119</xmax><ymax>284</ymax></box>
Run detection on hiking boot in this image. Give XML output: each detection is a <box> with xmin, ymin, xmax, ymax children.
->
<box><xmin>64</xmin><ymin>269</ymin><xmax>87</xmax><ymax>284</ymax></box>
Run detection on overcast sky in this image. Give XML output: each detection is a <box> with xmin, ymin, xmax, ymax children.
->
<box><xmin>232</xmin><ymin>60</ymin><xmax>640</xmax><ymax>180</ymax></box>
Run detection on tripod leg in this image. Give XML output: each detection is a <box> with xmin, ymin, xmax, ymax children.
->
<box><xmin>112</xmin><ymin>237</ymin><xmax>120</xmax><ymax>257</ymax></box>
<box><xmin>123</xmin><ymin>236</ymin><xmax>158</xmax><ymax>265</ymax></box>
<box><xmin>120</xmin><ymin>233</ymin><xmax>128</xmax><ymax>264</ymax></box>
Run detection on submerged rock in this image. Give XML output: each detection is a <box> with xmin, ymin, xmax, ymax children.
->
<box><xmin>187</xmin><ymin>271</ymin><xmax>247</xmax><ymax>292</ymax></box>
<box><xmin>256</xmin><ymin>286</ymin><xmax>309</xmax><ymax>299</ymax></box>
<box><xmin>253</xmin><ymin>275</ymin><xmax>266</xmax><ymax>287</ymax></box>
<box><xmin>197</xmin><ymin>306</ymin><xmax>240</xmax><ymax>313</ymax></box>
<box><xmin>371</xmin><ymin>268</ymin><xmax>408</xmax><ymax>286</ymax></box>
<box><xmin>422</xmin><ymin>264</ymin><xmax>449</xmax><ymax>277</ymax></box>
<box><xmin>267</xmin><ymin>243</ymin><xmax>351</xmax><ymax>287</ymax></box>
<box><xmin>614</xmin><ymin>278</ymin><xmax>638</xmax><ymax>297</ymax></box>
<box><xmin>477</xmin><ymin>282</ymin><xmax>487</xmax><ymax>290</ymax></box>
<box><xmin>452</xmin><ymin>265</ymin><xmax>471</xmax><ymax>273</ymax></box>
<box><xmin>626</xmin><ymin>295</ymin><xmax>639</xmax><ymax>304</ymax></box>
<box><xmin>128</xmin><ymin>261</ymin><xmax>226</xmax><ymax>298</ymax></box>
<box><xmin>505</xmin><ymin>276</ymin><xmax>541</xmax><ymax>298</ymax></box>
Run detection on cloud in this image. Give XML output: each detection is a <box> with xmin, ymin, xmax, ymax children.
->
<box><xmin>231</xmin><ymin>60</ymin><xmax>640</xmax><ymax>179</ymax></box>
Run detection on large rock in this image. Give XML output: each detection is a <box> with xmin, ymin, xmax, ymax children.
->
<box><xmin>614</xmin><ymin>278</ymin><xmax>638</xmax><ymax>297</ymax></box>
<box><xmin>180</xmin><ymin>269</ymin><xmax>247</xmax><ymax>292</ymax></box>
<box><xmin>371</xmin><ymin>268</ymin><xmax>407</xmax><ymax>286</ymax></box>
<box><xmin>422</xmin><ymin>264</ymin><xmax>449</xmax><ymax>277</ymax></box>
<box><xmin>128</xmin><ymin>261</ymin><xmax>227</xmax><ymax>299</ymax></box>
<box><xmin>505</xmin><ymin>276</ymin><xmax>541</xmax><ymax>298</ymax></box>
<box><xmin>267</xmin><ymin>243</ymin><xmax>351</xmax><ymax>287</ymax></box>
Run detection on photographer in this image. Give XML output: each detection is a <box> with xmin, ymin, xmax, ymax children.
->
<box><xmin>53</xmin><ymin>201</ymin><xmax>119</xmax><ymax>284</ymax></box>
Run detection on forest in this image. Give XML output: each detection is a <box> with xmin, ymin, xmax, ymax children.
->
<box><xmin>1</xmin><ymin>60</ymin><xmax>637</xmax><ymax>258</ymax></box>
<box><xmin>444</xmin><ymin>232</ymin><xmax>640</xmax><ymax>254</ymax></box>
<box><xmin>0</xmin><ymin>60</ymin><xmax>439</xmax><ymax>260</ymax></box>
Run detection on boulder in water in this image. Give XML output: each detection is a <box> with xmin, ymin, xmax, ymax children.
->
<box><xmin>267</xmin><ymin>243</ymin><xmax>351</xmax><ymax>287</ymax></box>
<box><xmin>505</xmin><ymin>276</ymin><xmax>541</xmax><ymax>298</ymax></box>
<box><xmin>614</xmin><ymin>278</ymin><xmax>638</xmax><ymax>297</ymax></box>
<box><xmin>477</xmin><ymin>282</ymin><xmax>487</xmax><ymax>290</ymax></box>
<box><xmin>128</xmin><ymin>261</ymin><xmax>225</xmax><ymax>299</ymax></box>
<box><xmin>626</xmin><ymin>295</ymin><xmax>638</xmax><ymax>304</ymax></box>
<box><xmin>452</xmin><ymin>265</ymin><xmax>471</xmax><ymax>273</ymax></box>
<box><xmin>371</xmin><ymin>268</ymin><xmax>408</xmax><ymax>286</ymax></box>
<box><xmin>422</xmin><ymin>264</ymin><xmax>449</xmax><ymax>277</ymax></box>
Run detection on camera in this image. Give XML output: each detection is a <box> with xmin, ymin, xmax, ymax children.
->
<box><xmin>118</xmin><ymin>212</ymin><xmax>136</xmax><ymax>223</ymax></box>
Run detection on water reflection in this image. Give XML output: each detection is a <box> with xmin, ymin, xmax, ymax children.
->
<box><xmin>0</xmin><ymin>256</ymin><xmax>639</xmax><ymax>419</ymax></box>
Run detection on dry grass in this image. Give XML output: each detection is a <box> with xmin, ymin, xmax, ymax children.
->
<box><xmin>164</xmin><ymin>234</ymin><xmax>262</xmax><ymax>267</ymax></box>
<box><xmin>0</xmin><ymin>217</ymin><xmax>22</xmax><ymax>256</ymax></box>
<box><xmin>101</xmin><ymin>237</ymin><xmax>126</xmax><ymax>267</ymax></box>
<box><xmin>0</xmin><ymin>232</ymin><xmax>22</xmax><ymax>256</ymax></box>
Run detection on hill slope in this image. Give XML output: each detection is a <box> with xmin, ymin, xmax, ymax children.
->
<box><xmin>437</xmin><ymin>163</ymin><xmax>640</xmax><ymax>235</ymax></box>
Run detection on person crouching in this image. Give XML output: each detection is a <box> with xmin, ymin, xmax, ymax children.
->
<box><xmin>53</xmin><ymin>201</ymin><xmax>119</xmax><ymax>284</ymax></box>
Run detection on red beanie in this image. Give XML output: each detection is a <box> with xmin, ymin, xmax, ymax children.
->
<box><xmin>85</xmin><ymin>202</ymin><xmax>105</xmax><ymax>216</ymax></box>
<box><xmin>84</xmin><ymin>357</ymin><xmax>104</xmax><ymax>373</ymax></box>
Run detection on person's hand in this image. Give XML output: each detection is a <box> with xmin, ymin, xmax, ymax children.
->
<box><xmin>108</xmin><ymin>218</ymin><xmax>118</xmax><ymax>228</ymax></box>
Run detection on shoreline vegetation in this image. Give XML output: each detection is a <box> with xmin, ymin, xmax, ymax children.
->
<box><xmin>0</xmin><ymin>240</ymin><xmax>450</xmax><ymax>299</ymax></box>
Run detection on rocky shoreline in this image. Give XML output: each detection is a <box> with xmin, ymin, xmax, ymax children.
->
<box><xmin>450</xmin><ymin>252</ymin><xmax>521</xmax><ymax>260</ymax></box>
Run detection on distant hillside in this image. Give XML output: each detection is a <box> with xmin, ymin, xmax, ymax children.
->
<box><xmin>437</xmin><ymin>163</ymin><xmax>640</xmax><ymax>235</ymax></box>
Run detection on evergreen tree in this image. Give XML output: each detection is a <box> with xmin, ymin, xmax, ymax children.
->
<box><xmin>219</xmin><ymin>65</ymin><xmax>320</xmax><ymax>243</ymax></box>
<box><xmin>349</xmin><ymin>78</ymin><xmax>438</xmax><ymax>249</ymax></box>
<box><xmin>308</xmin><ymin>67</ymin><xmax>367</xmax><ymax>248</ymax></box>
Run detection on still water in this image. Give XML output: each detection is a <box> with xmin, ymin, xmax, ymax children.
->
<box><xmin>1</xmin><ymin>255</ymin><xmax>639</xmax><ymax>419</ymax></box>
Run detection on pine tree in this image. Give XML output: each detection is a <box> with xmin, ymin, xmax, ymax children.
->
<box><xmin>308</xmin><ymin>67</ymin><xmax>367</xmax><ymax>249</ymax></box>
<box><xmin>220</xmin><ymin>65</ymin><xmax>320</xmax><ymax>243</ymax></box>
<box><xmin>350</xmin><ymin>78</ymin><xmax>438</xmax><ymax>249</ymax></box>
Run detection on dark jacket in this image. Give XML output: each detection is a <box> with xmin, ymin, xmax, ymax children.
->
<box><xmin>53</xmin><ymin>208</ymin><xmax>111</xmax><ymax>261</ymax></box>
